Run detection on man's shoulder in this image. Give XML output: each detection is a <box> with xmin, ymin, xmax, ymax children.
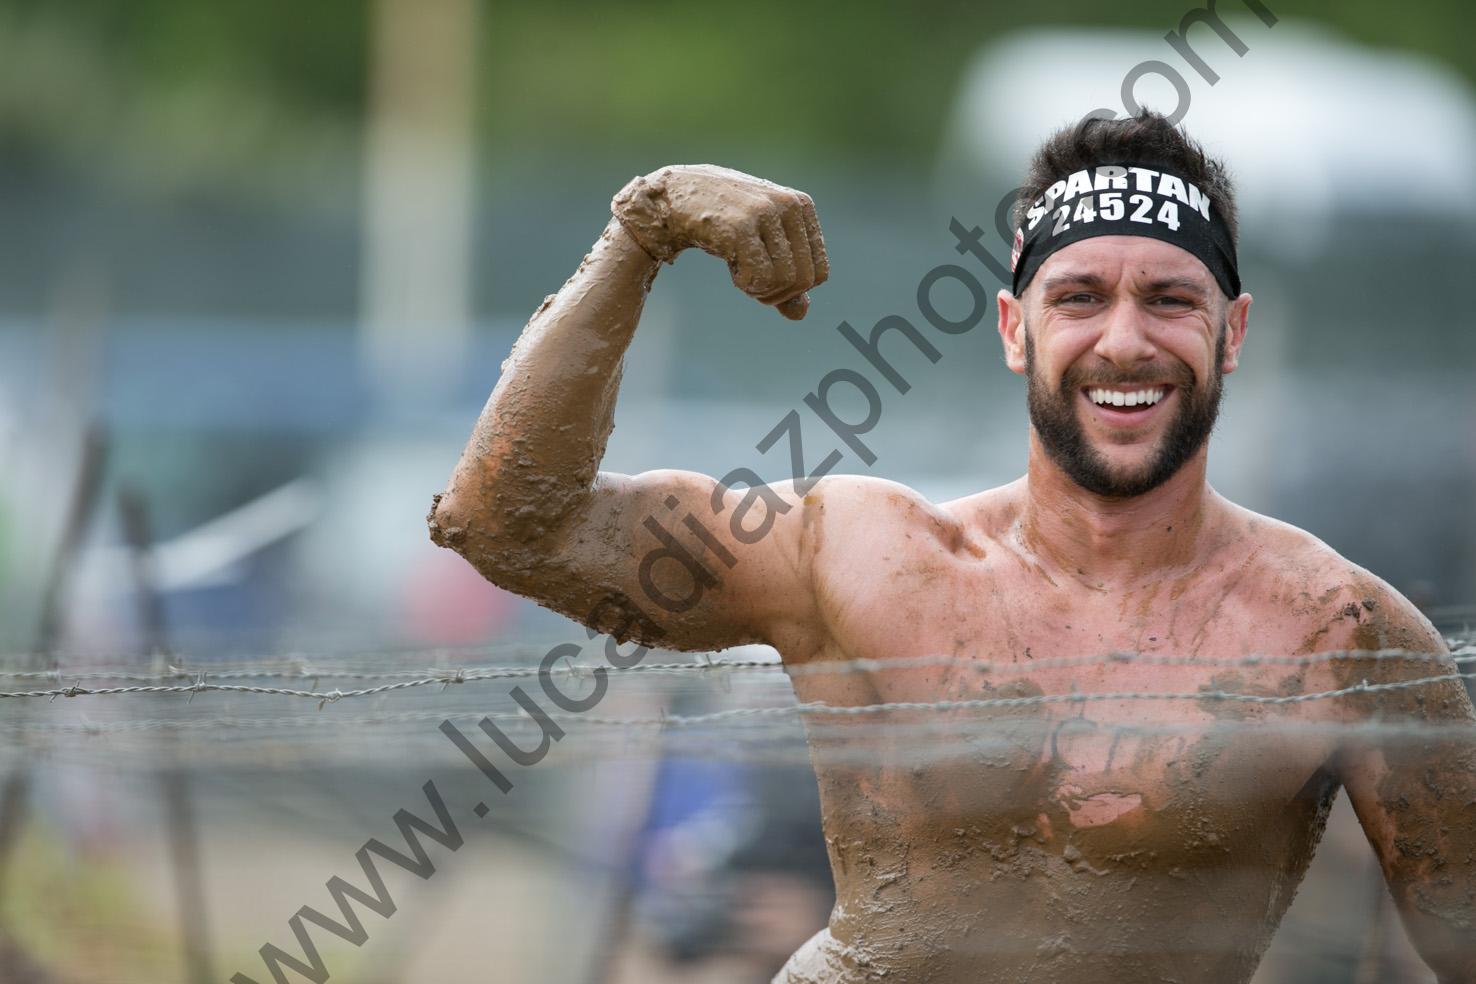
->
<box><xmin>797</xmin><ymin>474</ymin><xmax>1005</xmax><ymax>562</ymax></box>
<box><xmin>1224</xmin><ymin>501</ymin><xmax>1443</xmax><ymax>655</ymax></box>
<box><xmin>1227</xmin><ymin>501</ymin><xmax>1346</xmax><ymax>575</ymax></box>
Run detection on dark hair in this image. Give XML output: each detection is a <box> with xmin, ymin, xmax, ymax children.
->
<box><xmin>1014</xmin><ymin>110</ymin><xmax>1239</xmax><ymax>247</ymax></box>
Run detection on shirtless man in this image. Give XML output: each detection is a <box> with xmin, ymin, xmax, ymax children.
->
<box><xmin>428</xmin><ymin>112</ymin><xmax>1476</xmax><ymax>982</ymax></box>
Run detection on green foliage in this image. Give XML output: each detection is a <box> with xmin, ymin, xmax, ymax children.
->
<box><xmin>0</xmin><ymin>0</ymin><xmax>1470</xmax><ymax>186</ymax></box>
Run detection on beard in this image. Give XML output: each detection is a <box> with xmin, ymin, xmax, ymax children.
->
<box><xmin>1025</xmin><ymin>328</ymin><xmax>1226</xmax><ymax>499</ymax></box>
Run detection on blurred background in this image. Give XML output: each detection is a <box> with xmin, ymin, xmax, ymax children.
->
<box><xmin>0</xmin><ymin>0</ymin><xmax>1473</xmax><ymax>981</ymax></box>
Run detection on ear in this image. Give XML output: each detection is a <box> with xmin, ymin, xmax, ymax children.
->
<box><xmin>997</xmin><ymin>288</ymin><xmax>1027</xmax><ymax>376</ymax></box>
<box><xmin>1221</xmin><ymin>292</ymin><xmax>1252</xmax><ymax>374</ymax></box>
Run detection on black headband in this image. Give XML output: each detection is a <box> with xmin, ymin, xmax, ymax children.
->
<box><xmin>1010</xmin><ymin>162</ymin><xmax>1240</xmax><ymax>299</ymax></box>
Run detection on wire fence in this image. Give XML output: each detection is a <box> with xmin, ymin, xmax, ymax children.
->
<box><xmin>0</xmin><ymin>641</ymin><xmax>1472</xmax><ymax>705</ymax></box>
<box><xmin>4</xmin><ymin>673</ymin><xmax>1476</xmax><ymax>738</ymax></box>
<box><xmin>0</xmin><ymin>638</ymin><xmax>1467</xmax><ymax>756</ymax></box>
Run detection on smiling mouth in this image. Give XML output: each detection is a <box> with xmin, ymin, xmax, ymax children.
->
<box><xmin>1080</xmin><ymin>385</ymin><xmax>1175</xmax><ymax>418</ymax></box>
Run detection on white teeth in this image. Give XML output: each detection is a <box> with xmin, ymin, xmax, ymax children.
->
<box><xmin>1089</xmin><ymin>386</ymin><xmax>1166</xmax><ymax>407</ymax></box>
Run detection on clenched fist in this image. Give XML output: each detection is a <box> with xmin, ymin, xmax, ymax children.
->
<box><xmin>611</xmin><ymin>164</ymin><xmax>829</xmax><ymax>320</ymax></box>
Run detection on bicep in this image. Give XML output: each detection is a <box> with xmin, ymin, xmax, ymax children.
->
<box><xmin>537</xmin><ymin>468</ymin><xmax>819</xmax><ymax>653</ymax></box>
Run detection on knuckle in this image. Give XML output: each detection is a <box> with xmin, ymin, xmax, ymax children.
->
<box><xmin>743</xmin><ymin>269</ymin><xmax>774</xmax><ymax>295</ymax></box>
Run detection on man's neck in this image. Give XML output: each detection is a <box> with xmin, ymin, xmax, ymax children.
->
<box><xmin>1017</xmin><ymin>432</ymin><xmax>1219</xmax><ymax>587</ymax></box>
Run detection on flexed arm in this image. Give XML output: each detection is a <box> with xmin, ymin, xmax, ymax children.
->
<box><xmin>429</xmin><ymin>165</ymin><xmax>829</xmax><ymax>652</ymax></box>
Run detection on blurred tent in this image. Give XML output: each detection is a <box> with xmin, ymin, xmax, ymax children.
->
<box><xmin>943</xmin><ymin>20</ymin><xmax>1476</xmax><ymax>246</ymax></box>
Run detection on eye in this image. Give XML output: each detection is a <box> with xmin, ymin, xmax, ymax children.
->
<box><xmin>1151</xmin><ymin>295</ymin><xmax>1193</xmax><ymax>308</ymax></box>
<box><xmin>1060</xmin><ymin>292</ymin><xmax>1098</xmax><ymax>304</ymax></box>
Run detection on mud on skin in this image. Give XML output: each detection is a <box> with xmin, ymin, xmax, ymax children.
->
<box><xmin>765</xmin><ymin>496</ymin><xmax>1475</xmax><ymax>984</ymax></box>
<box><xmin>784</xmin><ymin>690</ymin><xmax>1342</xmax><ymax>982</ymax></box>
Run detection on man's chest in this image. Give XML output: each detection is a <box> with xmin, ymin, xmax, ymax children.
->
<box><xmin>795</xmin><ymin>548</ymin><xmax>1352</xmax><ymax>828</ymax></box>
<box><xmin>801</xmin><ymin>543</ymin><xmax>1351</xmax><ymax>700</ymax></box>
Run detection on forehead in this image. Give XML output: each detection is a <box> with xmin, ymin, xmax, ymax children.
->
<box><xmin>1032</xmin><ymin>235</ymin><xmax>1215</xmax><ymax>292</ymax></box>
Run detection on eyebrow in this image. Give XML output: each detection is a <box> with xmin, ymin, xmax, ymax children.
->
<box><xmin>1141</xmin><ymin>277</ymin><xmax>1209</xmax><ymax>298</ymax></box>
<box><xmin>1040</xmin><ymin>273</ymin><xmax>1110</xmax><ymax>294</ymax></box>
<box><xmin>1040</xmin><ymin>273</ymin><xmax>1210</xmax><ymax>299</ymax></box>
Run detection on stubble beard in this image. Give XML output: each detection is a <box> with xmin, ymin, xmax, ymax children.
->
<box><xmin>1024</xmin><ymin>328</ymin><xmax>1227</xmax><ymax>499</ymax></box>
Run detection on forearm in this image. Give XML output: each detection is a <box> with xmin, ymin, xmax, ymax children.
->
<box><xmin>429</xmin><ymin>163</ymin><xmax>826</xmax><ymax>634</ymax></box>
<box><xmin>430</xmin><ymin>216</ymin><xmax>659</xmax><ymax>567</ymax></box>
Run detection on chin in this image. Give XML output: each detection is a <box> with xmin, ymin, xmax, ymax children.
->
<box><xmin>1090</xmin><ymin>438</ymin><xmax>1161</xmax><ymax>467</ymax></box>
<box><xmin>1099</xmin><ymin>463</ymin><xmax>1160</xmax><ymax>491</ymax></box>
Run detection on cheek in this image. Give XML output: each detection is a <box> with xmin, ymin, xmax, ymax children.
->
<box><xmin>1036</xmin><ymin>328</ymin><xmax>1100</xmax><ymax>382</ymax></box>
<box><xmin>1149</xmin><ymin>323</ymin><xmax>1218</xmax><ymax>371</ymax></box>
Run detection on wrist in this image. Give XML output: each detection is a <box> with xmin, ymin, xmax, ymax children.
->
<box><xmin>610</xmin><ymin>169</ymin><xmax>685</xmax><ymax>264</ymax></box>
<box><xmin>598</xmin><ymin>216</ymin><xmax>662</xmax><ymax>292</ymax></box>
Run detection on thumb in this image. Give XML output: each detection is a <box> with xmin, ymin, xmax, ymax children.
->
<box><xmin>777</xmin><ymin>293</ymin><xmax>810</xmax><ymax>321</ymax></box>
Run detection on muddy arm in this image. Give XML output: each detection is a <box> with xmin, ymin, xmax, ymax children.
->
<box><xmin>1335</xmin><ymin>596</ymin><xmax>1476</xmax><ymax>983</ymax></box>
<box><xmin>429</xmin><ymin>166</ymin><xmax>829</xmax><ymax>653</ymax></box>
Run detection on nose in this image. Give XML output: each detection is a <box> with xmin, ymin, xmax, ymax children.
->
<box><xmin>1092</xmin><ymin>299</ymin><xmax>1157</xmax><ymax>369</ymax></box>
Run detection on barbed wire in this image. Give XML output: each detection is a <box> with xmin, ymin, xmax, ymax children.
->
<box><xmin>1</xmin><ymin>670</ymin><xmax>1472</xmax><ymax>737</ymax></box>
<box><xmin>2</xmin><ymin>634</ymin><xmax>1470</xmax><ymax>682</ymax></box>
<box><xmin>0</xmin><ymin>645</ymin><xmax>1471</xmax><ymax>704</ymax></box>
